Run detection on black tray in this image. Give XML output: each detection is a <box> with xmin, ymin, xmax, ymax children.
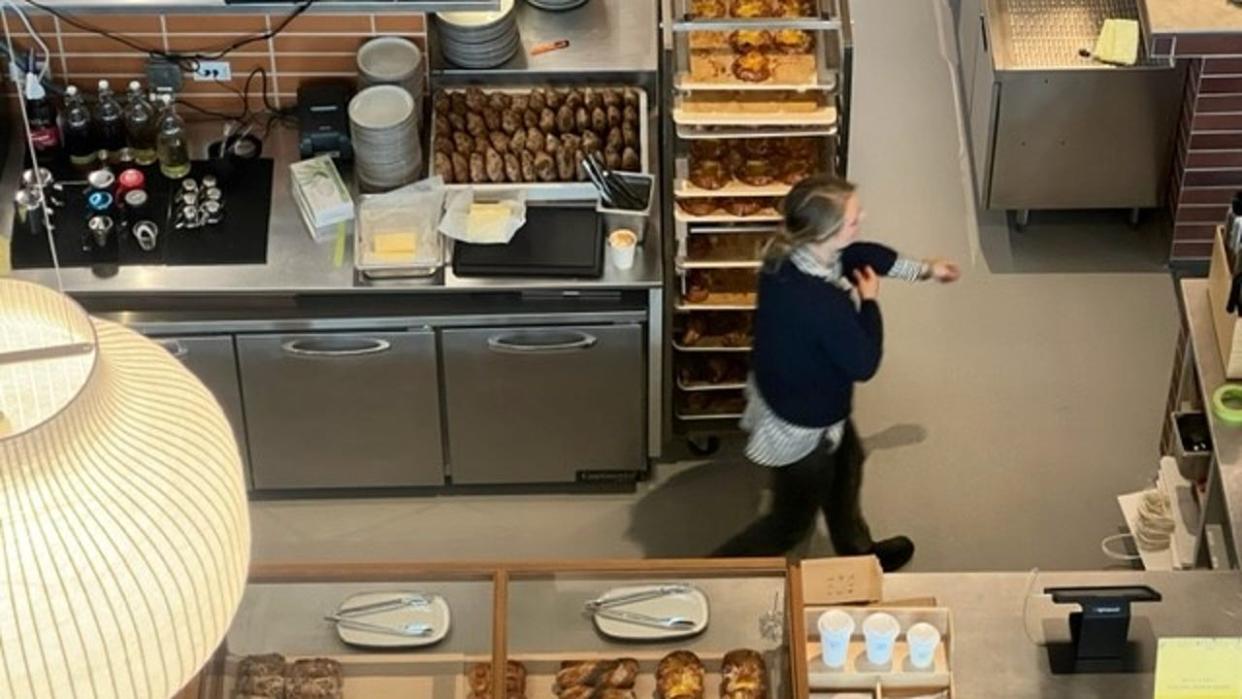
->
<box><xmin>10</xmin><ymin>159</ymin><xmax>273</xmax><ymax>270</ymax></box>
<box><xmin>452</xmin><ymin>205</ymin><xmax>603</xmax><ymax>278</ymax></box>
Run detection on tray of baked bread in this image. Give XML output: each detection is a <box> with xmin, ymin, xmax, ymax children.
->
<box><xmin>222</xmin><ymin>652</ymin><xmax>487</xmax><ymax>699</ymax></box>
<box><xmin>676</xmin><ymin>197</ymin><xmax>784</xmax><ymax>222</ymax></box>
<box><xmin>678</xmin><ymin>269</ymin><xmax>759</xmax><ymax>310</ymax></box>
<box><xmin>673</xmin><ymin>0</ymin><xmax>843</xmax><ymax>92</ymax></box>
<box><xmin>674</xmin><ymin>90</ymin><xmax>838</xmax><ymax>129</ymax></box>
<box><xmin>472</xmin><ymin>649</ymin><xmax>778</xmax><ymax>699</ymax></box>
<box><xmin>677</xmin><ymin>389</ymin><xmax>747</xmax><ymax>420</ymax></box>
<box><xmin>675</xmin><ymin>137</ymin><xmax>827</xmax><ymax>199</ymax></box>
<box><xmin>678</xmin><ymin>354</ymin><xmax>750</xmax><ymax>391</ymax></box>
<box><xmin>429</xmin><ymin>86</ymin><xmax>649</xmax><ymax>201</ymax></box>
<box><xmin>680</xmin><ymin>231</ymin><xmax>769</xmax><ymax>269</ymax></box>
<box><xmin>674</xmin><ymin>311</ymin><xmax>754</xmax><ymax>351</ymax></box>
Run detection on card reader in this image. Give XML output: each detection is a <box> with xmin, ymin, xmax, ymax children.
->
<box><xmin>297</xmin><ymin>82</ymin><xmax>353</xmax><ymax>161</ymax></box>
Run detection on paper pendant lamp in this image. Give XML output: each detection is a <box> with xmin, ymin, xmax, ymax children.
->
<box><xmin>0</xmin><ymin>278</ymin><xmax>251</xmax><ymax>698</ymax></box>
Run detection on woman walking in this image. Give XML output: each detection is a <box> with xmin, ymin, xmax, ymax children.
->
<box><xmin>713</xmin><ymin>175</ymin><xmax>959</xmax><ymax>571</ymax></box>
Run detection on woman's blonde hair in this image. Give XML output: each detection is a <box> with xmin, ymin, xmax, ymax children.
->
<box><xmin>764</xmin><ymin>175</ymin><xmax>857</xmax><ymax>266</ymax></box>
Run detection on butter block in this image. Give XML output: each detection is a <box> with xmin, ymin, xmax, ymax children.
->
<box><xmin>1093</xmin><ymin>18</ymin><xmax>1139</xmax><ymax>66</ymax></box>
<box><xmin>372</xmin><ymin>232</ymin><xmax>417</xmax><ymax>254</ymax></box>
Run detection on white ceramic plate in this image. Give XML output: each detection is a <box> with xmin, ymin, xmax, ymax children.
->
<box><xmin>437</xmin><ymin>0</ymin><xmax>516</xmax><ymax>28</ymax></box>
<box><xmin>334</xmin><ymin>591</ymin><xmax>451</xmax><ymax>648</ymax></box>
<box><xmin>591</xmin><ymin>583</ymin><xmax>709</xmax><ymax>641</ymax></box>
<box><xmin>349</xmin><ymin>86</ymin><xmax>415</xmax><ymax>131</ymax></box>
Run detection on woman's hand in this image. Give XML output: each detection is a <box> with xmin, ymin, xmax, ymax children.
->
<box><xmin>929</xmin><ymin>258</ymin><xmax>961</xmax><ymax>283</ymax></box>
<box><xmin>853</xmin><ymin>266</ymin><xmax>880</xmax><ymax>300</ymax></box>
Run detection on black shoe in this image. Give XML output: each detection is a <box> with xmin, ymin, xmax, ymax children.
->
<box><xmin>870</xmin><ymin>536</ymin><xmax>915</xmax><ymax>572</ymax></box>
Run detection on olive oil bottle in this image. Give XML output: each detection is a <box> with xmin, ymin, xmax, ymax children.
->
<box><xmin>156</xmin><ymin>94</ymin><xmax>191</xmax><ymax>179</ymax></box>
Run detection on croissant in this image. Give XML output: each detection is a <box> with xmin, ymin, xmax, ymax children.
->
<box><xmin>721</xmin><ymin>649</ymin><xmax>767</xmax><ymax>699</ymax></box>
<box><xmin>555</xmin><ymin>659</ymin><xmax>640</xmax><ymax>691</ymax></box>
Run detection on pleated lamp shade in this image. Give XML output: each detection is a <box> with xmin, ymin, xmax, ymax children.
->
<box><xmin>0</xmin><ymin>279</ymin><xmax>251</xmax><ymax>698</ymax></box>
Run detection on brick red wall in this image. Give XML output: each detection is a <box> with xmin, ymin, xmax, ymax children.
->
<box><xmin>1165</xmin><ymin>52</ymin><xmax>1242</xmax><ymax>261</ymax></box>
<box><xmin>2</xmin><ymin>10</ymin><xmax>426</xmax><ymax>115</ymax></box>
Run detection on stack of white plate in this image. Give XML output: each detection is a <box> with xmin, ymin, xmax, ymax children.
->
<box><xmin>357</xmin><ymin>36</ymin><xmax>424</xmax><ymax>125</ymax></box>
<box><xmin>526</xmin><ymin>0</ymin><xmax>590</xmax><ymax>10</ymax></box>
<box><xmin>349</xmin><ymin>85</ymin><xmax>422</xmax><ymax>192</ymax></box>
<box><xmin>435</xmin><ymin>0</ymin><xmax>520</xmax><ymax>69</ymax></box>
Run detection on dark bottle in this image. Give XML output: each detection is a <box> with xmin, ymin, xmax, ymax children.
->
<box><xmin>94</xmin><ymin>80</ymin><xmax>126</xmax><ymax>164</ymax></box>
<box><xmin>24</xmin><ymin>74</ymin><xmax>61</xmax><ymax>166</ymax></box>
<box><xmin>63</xmin><ymin>86</ymin><xmax>99</xmax><ymax>173</ymax></box>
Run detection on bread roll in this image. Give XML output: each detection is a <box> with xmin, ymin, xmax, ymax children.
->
<box><xmin>657</xmin><ymin>651</ymin><xmax>705</xmax><ymax>699</ymax></box>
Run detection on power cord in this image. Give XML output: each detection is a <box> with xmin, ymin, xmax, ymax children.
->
<box><xmin>20</xmin><ymin>0</ymin><xmax>322</xmax><ymax>71</ymax></box>
<box><xmin>1101</xmin><ymin>488</ymin><xmax>1176</xmax><ymax>562</ymax></box>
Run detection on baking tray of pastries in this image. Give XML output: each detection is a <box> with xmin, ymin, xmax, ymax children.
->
<box><xmin>674</xmin><ymin>311</ymin><xmax>754</xmax><ymax>351</ymax></box>
<box><xmin>677</xmin><ymin>389</ymin><xmax>747</xmax><ymax>420</ymax></box>
<box><xmin>676</xmin><ymin>197</ymin><xmax>784</xmax><ymax>222</ymax></box>
<box><xmin>680</xmin><ymin>232</ymin><xmax>769</xmax><ymax>268</ymax></box>
<box><xmin>430</xmin><ymin>86</ymin><xmax>649</xmax><ymax>201</ymax></box>
<box><xmin>677</xmin><ymin>269</ymin><xmax>759</xmax><ymax>310</ymax></box>
<box><xmin>677</xmin><ymin>354</ymin><xmax>750</xmax><ymax>391</ymax></box>
<box><xmin>676</xmin><ymin>137</ymin><xmax>823</xmax><ymax>199</ymax></box>
<box><xmin>673</xmin><ymin>90</ymin><xmax>838</xmax><ymax>128</ymax></box>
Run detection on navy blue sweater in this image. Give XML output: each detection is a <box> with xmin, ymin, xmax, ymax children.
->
<box><xmin>752</xmin><ymin>243</ymin><xmax>898</xmax><ymax>428</ymax></box>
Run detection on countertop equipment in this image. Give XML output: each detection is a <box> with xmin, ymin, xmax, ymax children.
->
<box><xmin>956</xmin><ymin>0</ymin><xmax>1186</xmax><ymax>224</ymax></box>
<box><xmin>452</xmin><ymin>206</ymin><xmax>604</xmax><ymax>278</ymax></box>
<box><xmin>298</xmin><ymin>82</ymin><xmax>354</xmax><ymax>161</ymax></box>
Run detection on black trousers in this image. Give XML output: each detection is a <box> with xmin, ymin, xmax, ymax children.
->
<box><xmin>713</xmin><ymin>420</ymin><xmax>874</xmax><ymax>557</ymax></box>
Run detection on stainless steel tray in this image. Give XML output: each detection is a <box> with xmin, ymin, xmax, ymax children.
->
<box><xmin>429</xmin><ymin>86</ymin><xmax>650</xmax><ymax>202</ymax></box>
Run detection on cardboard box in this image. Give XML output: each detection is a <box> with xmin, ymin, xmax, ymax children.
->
<box><xmin>800</xmin><ymin>556</ymin><xmax>883</xmax><ymax>606</ymax></box>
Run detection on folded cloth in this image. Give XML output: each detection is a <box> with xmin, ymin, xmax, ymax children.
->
<box><xmin>1093</xmin><ymin>18</ymin><xmax>1139</xmax><ymax>66</ymax></box>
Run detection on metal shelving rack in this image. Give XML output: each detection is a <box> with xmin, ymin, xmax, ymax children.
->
<box><xmin>660</xmin><ymin>0</ymin><xmax>853</xmax><ymax>453</ymax></box>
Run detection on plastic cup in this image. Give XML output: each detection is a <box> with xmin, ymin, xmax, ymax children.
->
<box><xmin>608</xmin><ymin>229</ymin><xmax>638</xmax><ymax>270</ymax></box>
<box><xmin>906</xmin><ymin>622</ymin><xmax>941</xmax><ymax>670</ymax></box>
<box><xmin>817</xmin><ymin>610</ymin><xmax>855</xmax><ymax>669</ymax></box>
<box><xmin>862</xmin><ymin>612</ymin><xmax>900</xmax><ymax>666</ymax></box>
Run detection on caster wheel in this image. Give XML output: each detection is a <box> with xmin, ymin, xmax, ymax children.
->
<box><xmin>688</xmin><ymin>436</ymin><xmax>720</xmax><ymax>456</ymax></box>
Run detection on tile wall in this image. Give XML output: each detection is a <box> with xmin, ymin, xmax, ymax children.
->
<box><xmin>1</xmin><ymin>10</ymin><xmax>427</xmax><ymax>115</ymax></box>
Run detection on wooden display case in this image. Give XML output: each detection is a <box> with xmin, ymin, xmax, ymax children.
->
<box><xmin>189</xmin><ymin>559</ymin><xmax>799</xmax><ymax>699</ymax></box>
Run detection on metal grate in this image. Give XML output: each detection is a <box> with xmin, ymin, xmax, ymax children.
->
<box><xmin>1000</xmin><ymin>0</ymin><xmax>1145</xmax><ymax>68</ymax></box>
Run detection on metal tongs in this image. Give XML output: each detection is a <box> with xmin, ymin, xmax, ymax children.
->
<box><xmin>581</xmin><ymin>152</ymin><xmax>647</xmax><ymax>211</ymax></box>
<box><xmin>326</xmin><ymin>593</ymin><xmax>434</xmax><ymax>637</ymax></box>
<box><xmin>583</xmin><ymin>584</ymin><xmax>697</xmax><ymax>630</ymax></box>
<box><xmin>584</xmin><ymin>584</ymin><xmax>691</xmax><ymax>611</ymax></box>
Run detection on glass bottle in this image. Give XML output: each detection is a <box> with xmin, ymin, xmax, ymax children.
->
<box><xmin>23</xmin><ymin>73</ymin><xmax>60</xmax><ymax>166</ymax></box>
<box><xmin>94</xmin><ymin>80</ymin><xmax>126</xmax><ymax>164</ymax></box>
<box><xmin>62</xmin><ymin>85</ymin><xmax>99</xmax><ymax>173</ymax></box>
<box><xmin>123</xmin><ymin>81</ymin><xmax>158</xmax><ymax>166</ymax></box>
<box><xmin>156</xmin><ymin>94</ymin><xmax>191</xmax><ymax>180</ymax></box>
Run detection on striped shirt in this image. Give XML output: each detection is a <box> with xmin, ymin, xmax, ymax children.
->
<box><xmin>742</xmin><ymin>246</ymin><xmax>929</xmax><ymax>467</ymax></box>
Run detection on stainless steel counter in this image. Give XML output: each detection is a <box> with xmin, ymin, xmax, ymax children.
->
<box><xmin>885</xmin><ymin>569</ymin><xmax>1242</xmax><ymax>698</ymax></box>
<box><xmin>1</xmin><ymin>125</ymin><xmax>663</xmax><ymax>296</ymax></box>
<box><xmin>18</xmin><ymin>0</ymin><xmax>496</xmax><ymax>12</ymax></box>
<box><xmin>1180</xmin><ymin>279</ymin><xmax>1242</xmax><ymax>566</ymax></box>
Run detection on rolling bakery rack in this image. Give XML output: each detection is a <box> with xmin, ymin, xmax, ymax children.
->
<box><xmin>660</xmin><ymin>0</ymin><xmax>854</xmax><ymax>453</ymax></box>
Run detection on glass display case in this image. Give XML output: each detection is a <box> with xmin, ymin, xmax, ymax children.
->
<box><xmin>190</xmin><ymin>559</ymin><xmax>795</xmax><ymax>699</ymax></box>
<box><xmin>191</xmin><ymin>564</ymin><xmax>498</xmax><ymax>699</ymax></box>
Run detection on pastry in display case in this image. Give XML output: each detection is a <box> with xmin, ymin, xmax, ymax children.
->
<box><xmin>677</xmin><ymin>354</ymin><xmax>749</xmax><ymax>389</ymax></box>
<box><xmin>680</xmin><ymin>269</ymin><xmax>760</xmax><ymax>308</ymax></box>
<box><xmin>505</xmin><ymin>562</ymin><xmax>791</xmax><ymax>699</ymax></box>
<box><xmin>192</xmin><ymin>566</ymin><xmax>497</xmax><ymax>699</ymax></box>
<box><xmin>190</xmin><ymin>562</ymin><xmax>796</xmax><ymax>699</ymax></box>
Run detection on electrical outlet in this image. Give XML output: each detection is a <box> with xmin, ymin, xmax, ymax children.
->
<box><xmin>193</xmin><ymin>61</ymin><xmax>232</xmax><ymax>82</ymax></box>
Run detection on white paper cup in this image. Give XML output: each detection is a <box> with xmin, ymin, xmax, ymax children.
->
<box><xmin>862</xmin><ymin>612</ymin><xmax>900</xmax><ymax>666</ymax></box>
<box><xmin>817</xmin><ymin>610</ymin><xmax>855</xmax><ymax>669</ymax></box>
<box><xmin>609</xmin><ymin>229</ymin><xmax>638</xmax><ymax>270</ymax></box>
<box><xmin>906</xmin><ymin>622</ymin><xmax>941</xmax><ymax>670</ymax></box>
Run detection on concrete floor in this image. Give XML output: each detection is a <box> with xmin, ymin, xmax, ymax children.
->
<box><xmin>251</xmin><ymin>0</ymin><xmax>1180</xmax><ymax>571</ymax></box>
